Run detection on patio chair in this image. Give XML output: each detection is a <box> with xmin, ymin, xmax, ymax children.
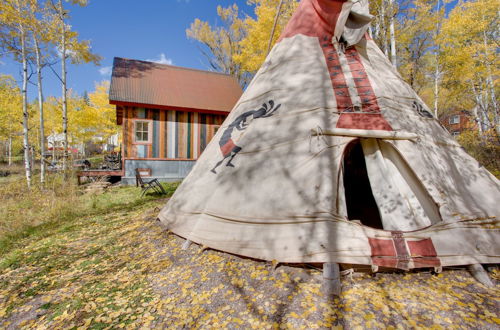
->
<box><xmin>135</xmin><ymin>168</ymin><xmax>166</xmax><ymax>197</ymax></box>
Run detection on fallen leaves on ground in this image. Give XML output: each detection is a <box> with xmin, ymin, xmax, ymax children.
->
<box><xmin>0</xmin><ymin>197</ymin><xmax>498</xmax><ymax>329</ymax></box>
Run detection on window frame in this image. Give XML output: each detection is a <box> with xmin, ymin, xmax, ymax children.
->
<box><xmin>449</xmin><ymin>115</ymin><xmax>460</xmax><ymax>125</ymax></box>
<box><xmin>133</xmin><ymin>119</ymin><xmax>153</xmax><ymax>144</ymax></box>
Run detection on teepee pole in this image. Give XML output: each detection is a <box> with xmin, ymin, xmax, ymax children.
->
<box><xmin>182</xmin><ymin>239</ymin><xmax>192</xmax><ymax>250</ymax></box>
<box><xmin>267</xmin><ymin>0</ymin><xmax>285</xmax><ymax>55</ymax></box>
<box><xmin>323</xmin><ymin>263</ymin><xmax>341</xmax><ymax>296</ymax></box>
<box><xmin>468</xmin><ymin>264</ymin><xmax>494</xmax><ymax>287</ymax></box>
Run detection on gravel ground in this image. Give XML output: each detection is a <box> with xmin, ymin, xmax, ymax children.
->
<box><xmin>1</xmin><ymin>204</ymin><xmax>498</xmax><ymax>329</ymax></box>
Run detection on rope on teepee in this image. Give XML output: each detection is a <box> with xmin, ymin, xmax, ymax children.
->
<box><xmin>267</xmin><ymin>0</ymin><xmax>285</xmax><ymax>55</ymax></box>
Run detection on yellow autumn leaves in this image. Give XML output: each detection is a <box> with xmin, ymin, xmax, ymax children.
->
<box><xmin>186</xmin><ymin>0</ymin><xmax>298</xmax><ymax>87</ymax></box>
<box><xmin>0</xmin><ymin>78</ymin><xmax>119</xmax><ymax>159</ymax></box>
<box><xmin>0</xmin><ymin>190</ymin><xmax>499</xmax><ymax>329</ymax></box>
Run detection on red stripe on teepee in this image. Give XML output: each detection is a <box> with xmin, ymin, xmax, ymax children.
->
<box><xmin>368</xmin><ymin>237</ymin><xmax>397</xmax><ymax>268</ymax></box>
<box><xmin>278</xmin><ymin>0</ymin><xmax>346</xmax><ymax>42</ymax></box>
<box><xmin>336</xmin><ymin>47</ymin><xmax>393</xmax><ymax>131</ymax></box>
<box><xmin>276</xmin><ymin>0</ymin><xmax>392</xmax><ymax>131</ymax></box>
<box><xmin>321</xmin><ymin>38</ymin><xmax>353</xmax><ymax>112</ymax></box>
<box><xmin>391</xmin><ymin>231</ymin><xmax>410</xmax><ymax>270</ymax></box>
<box><xmin>369</xmin><ymin>235</ymin><xmax>441</xmax><ymax>269</ymax></box>
<box><xmin>407</xmin><ymin>238</ymin><xmax>441</xmax><ymax>268</ymax></box>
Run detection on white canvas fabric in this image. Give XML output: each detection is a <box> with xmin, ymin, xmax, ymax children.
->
<box><xmin>158</xmin><ymin>0</ymin><xmax>500</xmax><ymax>269</ymax></box>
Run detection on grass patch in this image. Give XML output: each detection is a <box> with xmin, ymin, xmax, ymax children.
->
<box><xmin>2</xmin><ymin>170</ymin><xmax>497</xmax><ymax>329</ymax></box>
<box><xmin>0</xmin><ymin>172</ymin><xmax>177</xmax><ymax>256</ymax></box>
<box><xmin>0</xmin><ymin>173</ymin><xmax>177</xmax><ymax>328</ymax></box>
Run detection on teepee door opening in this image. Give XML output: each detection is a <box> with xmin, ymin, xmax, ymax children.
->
<box><xmin>343</xmin><ymin>140</ymin><xmax>384</xmax><ymax>229</ymax></box>
<box><xmin>343</xmin><ymin>139</ymin><xmax>441</xmax><ymax>231</ymax></box>
<box><xmin>360</xmin><ymin>139</ymin><xmax>441</xmax><ymax>231</ymax></box>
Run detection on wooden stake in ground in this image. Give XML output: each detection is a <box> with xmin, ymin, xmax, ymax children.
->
<box><xmin>323</xmin><ymin>262</ymin><xmax>341</xmax><ymax>297</ymax></box>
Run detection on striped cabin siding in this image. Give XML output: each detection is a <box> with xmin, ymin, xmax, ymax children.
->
<box><xmin>122</xmin><ymin>106</ymin><xmax>225</xmax><ymax>159</ymax></box>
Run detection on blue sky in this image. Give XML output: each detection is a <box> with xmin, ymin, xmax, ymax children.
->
<box><xmin>1</xmin><ymin>0</ymin><xmax>254</xmax><ymax>100</ymax></box>
<box><xmin>1</xmin><ymin>0</ymin><xmax>458</xmax><ymax>101</ymax></box>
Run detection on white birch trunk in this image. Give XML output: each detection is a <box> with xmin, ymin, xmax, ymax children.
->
<box><xmin>59</xmin><ymin>0</ymin><xmax>69</xmax><ymax>171</ymax></box>
<box><xmin>433</xmin><ymin>0</ymin><xmax>441</xmax><ymax>118</ymax></box>
<box><xmin>488</xmin><ymin>73</ymin><xmax>500</xmax><ymax>137</ymax></box>
<box><xmin>433</xmin><ymin>68</ymin><xmax>439</xmax><ymax>118</ymax></box>
<box><xmin>471</xmin><ymin>82</ymin><xmax>491</xmax><ymax>135</ymax></box>
<box><xmin>381</xmin><ymin>0</ymin><xmax>388</xmax><ymax>56</ymax></box>
<box><xmin>483</xmin><ymin>26</ymin><xmax>499</xmax><ymax>136</ymax></box>
<box><xmin>471</xmin><ymin>105</ymin><xmax>483</xmax><ymax>135</ymax></box>
<box><xmin>8</xmin><ymin>136</ymin><xmax>12</xmax><ymax>166</ymax></box>
<box><xmin>373</xmin><ymin>8</ymin><xmax>380</xmax><ymax>40</ymax></box>
<box><xmin>471</xmin><ymin>83</ymin><xmax>484</xmax><ymax>135</ymax></box>
<box><xmin>34</xmin><ymin>37</ymin><xmax>46</xmax><ymax>184</ymax></box>
<box><xmin>479</xmin><ymin>89</ymin><xmax>492</xmax><ymax>130</ymax></box>
<box><xmin>389</xmin><ymin>0</ymin><xmax>396</xmax><ymax>67</ymax></box>
<box><xmin>30</xmin><ymin>146</ymin><xmax>35</xmax><ymax>172</ymax></box>
<box><xmin>17</xmin><ymin>4</ymin><xmax>32</xmax><ymax>188</ymax></box>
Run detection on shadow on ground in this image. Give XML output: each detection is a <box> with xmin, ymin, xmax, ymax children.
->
<box><xmin>0</xmin><ymin>199</ymin><xmax>498</xmax><ymax>329</ymax></box>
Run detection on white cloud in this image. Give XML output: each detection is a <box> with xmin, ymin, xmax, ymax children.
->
<box><xmin>146</xmin><ymin>53</ymin><xmax>173</xmax><ymax>65</ymax></box>
<box><xmin>99</xmin><ymin>66</ymin><xmax>112</xmax><ymax>76</ymax></box>
<box><xmin>55</xmin><ymin>46</ymin><xmax>76</xmax><ymax>59</ymax></box>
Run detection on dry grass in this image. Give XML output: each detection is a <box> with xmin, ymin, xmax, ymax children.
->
<box><xmin>0</xmin><ymin>168</ymin><xmax>177</xmax><ymax>255</ymax></box>
<box><xmin>0</xmin><ymin>199</ymin><xmax>498</xmax><ymax>329</ymax></box>
<box><xmin>0</xmin><ymin>167</ymin><xmax>498</xmax><ymax>328</ymax></box>
<box><xmin>0</xmin><ymin>172</ymin><xmax>80</xmax><ymax>239</ymax></box>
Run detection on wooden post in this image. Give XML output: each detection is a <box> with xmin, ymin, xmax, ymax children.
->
<box><xmin>468</xmin><ymin>264</ymin><xmax>494</xmax><ymax>287</ymax></box>
<box><xmin>323</xmin><ymin>263</ymin><xmax>341</xmax><ymax>297</ymax></box>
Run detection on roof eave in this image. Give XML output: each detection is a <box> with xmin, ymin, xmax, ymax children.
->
<box><xmin>109</xmin><ymin>100</ymin><xmax>232</xmax><ymax>117</ymax></box>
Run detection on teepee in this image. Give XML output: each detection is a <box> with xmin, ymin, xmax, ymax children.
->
<box><xmin>158</xmin><ymin>0</ymin><xmax>499</xmax><ymax>270</ymax></box>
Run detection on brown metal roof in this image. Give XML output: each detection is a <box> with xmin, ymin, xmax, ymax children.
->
<box><xmin>109</xmin><ymin>57</ymin><xmax>242</xmax><ymax>113</ymax></box>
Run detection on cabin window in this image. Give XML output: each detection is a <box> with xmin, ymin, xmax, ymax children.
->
<box><xmin>133</xmin><ymin>120</ymin><xmax>152</xmax><ymax>144</ymax></box>
<box><xmin>449</xmin><ymin>115</ymin><xmax>460</xmax><ymax>124</ymax></box>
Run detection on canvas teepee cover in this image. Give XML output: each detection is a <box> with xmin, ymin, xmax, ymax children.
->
<box><xmin>158</xmin><ymin>0</ymin><xmax>500</xmax><ymax>269</ymax></box>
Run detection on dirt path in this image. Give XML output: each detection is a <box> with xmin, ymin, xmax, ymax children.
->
<box><xmin>0</xmin><ymin>204</ymin><xmax>499</xmax><ymax>329</ymax></box>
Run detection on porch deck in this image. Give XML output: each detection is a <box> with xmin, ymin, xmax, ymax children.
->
<box><xmin>77</xmin><ymin>170</ymin><xmax>124</xmax><ymax>184</ymax></box>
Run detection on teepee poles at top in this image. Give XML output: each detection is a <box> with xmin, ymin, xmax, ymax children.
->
<box><xmin>267</xmin><ymin>0</ymin><xmax>285</xmax><ymax>55</ymax></box>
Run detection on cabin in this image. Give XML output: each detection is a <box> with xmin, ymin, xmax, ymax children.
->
<box><xmin>439</xmin><ymin>109</ymin><xmax>476</xmax><ymax>137</ymax></box>
<box><xmin>109</xmin><ymin>57</ymin><xmax>242</xmax><ymax>184</ymax></box>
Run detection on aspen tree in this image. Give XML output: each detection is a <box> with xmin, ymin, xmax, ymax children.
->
<box><xmin>438</xmin><ymin>0</ymin><xmax>499</xmax><ymax>136</ymax></box>
<box><xmin>0</xmin><ymin>75</ymin><xmax>22</xmax><ymax>167</ymax></box>
<box><xmin>47</xmin><ymin>0</ymin><xmax>100</xmax><ymax>171</ymax></box>
<box><xmin>236</xmin><ymin>0</ymin><xmax>298</xmax><ymax>73</ymax></box>
<box><xmin>0</xmin><ymin>0</ymin><xmax>34</xmax><ymax>187</ymax></box>
<box><xmin>186</xmin><ymin>4</ymin><xmax>248</xmax><ymax>87</ymax></box>
<box><xmin>29</xmin><ymin>1</ymin><xmax>55</xmax><ymax>184</ymax></box>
